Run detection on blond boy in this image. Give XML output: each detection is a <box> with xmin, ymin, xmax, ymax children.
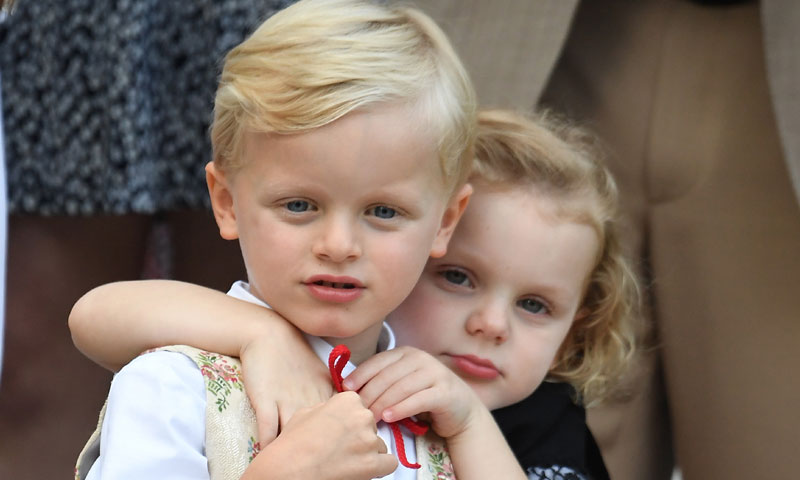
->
<box><xmin>73</xmin><ymin>1</ymin><xmax>525</xmax><ymax>479</ymax></box>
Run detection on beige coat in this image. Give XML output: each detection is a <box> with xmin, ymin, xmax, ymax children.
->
<box><xmin>419</xmin><ymin>0</ymin><xmax>800</xmax><ymax>205</ymax></box>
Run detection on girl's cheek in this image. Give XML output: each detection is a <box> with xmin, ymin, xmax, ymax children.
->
<box><xmin>386</xmin><ymin>313</ymin><xmax>420</xmax><ymax>346</ymax></box>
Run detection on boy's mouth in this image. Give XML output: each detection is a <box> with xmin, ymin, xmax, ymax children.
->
<box><xmin>305</xmin><ymin>275</ymin><xmax>363</xmax><ymax>288</ymax></box>
<box><xmin>305</xmin><ymin>275</ymin><xmax>364</xmax><ymax>303</ymax></box>
<box><xmin>312</xmin><ymin>280</ymin><xmax>357</xmax><ymax>289</ymax></box>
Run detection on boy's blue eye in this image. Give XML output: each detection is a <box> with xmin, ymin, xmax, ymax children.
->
<box><xmin>442</xmin><ymin>269</ymin><xmax>471</xmax><ymax>287</ymax></box>
<box><xmin>518</xmin><ymin>298</ymin><xmax>547</xmax><ymax>315</ymax></box>
<box><xmin>370</xmin><ymin>205</ymin><xmax>397</xmax><ymax>219</ymax></box>
<box><xmin>286</xmin><ymin>200</ymin><xmax>311</xmax><ymax>213</ymax></box>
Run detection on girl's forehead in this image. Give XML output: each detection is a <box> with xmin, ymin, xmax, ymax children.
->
<box><xmin>456</xmin><ymin>186</ymin><xmax>600</xmax><ymax>272</ymax></box>
<box><xmin>470</xmin><ymin>181</ymin><xmax>602</xmax><ymax>231</ymax></box>
<box><xmin>465</xmin><ymin>183</ymin><xmax>560</xmax><ymax>219</ymax></box>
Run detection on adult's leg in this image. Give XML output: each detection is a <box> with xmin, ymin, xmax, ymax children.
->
<box><xmin>167</xmin><ymin>209</ymin><xmax>246</xmax><ymax>292</ymax></box>
<box><xmin>542</xmin><ymin>1</ymin><xmax>678</xmax><ymax>478</ymax></box>
<box><xmin>643</xmin><ymin>3</ymin><xmax>800</xmax><ymax>477</ymax></box>
<box><xmin>544</xmin><ymin>0</ymin><xmax>800</xmax><ymax>478</ymax></box>
<box><xmin>0</xmin><ymin>214</ymin><xmax>151</xmax><ymax>480</ymax></box>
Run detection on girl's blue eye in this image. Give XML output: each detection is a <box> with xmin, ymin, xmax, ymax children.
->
<box><xmin>370</xmin><ymin>205</ymin><xmax>397</xmax><ymax>219</ymax></box>
<box><xmin>518</xmin><ymin>298</ymin><xmax>547</xmax><ymax>315</ymax></box>
<box><xmin>442</xmin><ymin>269</ymin><xmax>471</xmax><ymax>287</ymax></box>
<box><xmin>285</xmin><ymin>200</ymin><xmax>312</xmax><ymax>213</ymax></box>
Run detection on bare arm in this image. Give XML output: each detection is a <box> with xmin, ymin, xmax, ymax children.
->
<box><xmin>70</xmin><ymin>280</ymin><xmax>283</xmax><ymax>370</ymax></box>
<box><xmin>444</xmin><ymin>406</ymin><xmax>526</xmax><ymax>480</ymax></box>
<box><xmin>68</xmin><ymin>280</ymin><xmax>332</xmax><ymax>443</ymax></box>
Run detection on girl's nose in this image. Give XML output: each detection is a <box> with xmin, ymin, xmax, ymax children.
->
<box><xmin>465</xmin><ymin>301</ymin><xmax>510</xmax><ymax>344</ymax></box>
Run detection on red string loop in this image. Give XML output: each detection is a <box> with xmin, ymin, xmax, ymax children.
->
<box><xmin>328</xmin><ymin>344</ymin><xmax>350</xmax><ymax>393</ymax></box>
<box><xmin>328</xmin><ymin>344</ymin><xmax>428</xmax><ymax>469</ymax></box>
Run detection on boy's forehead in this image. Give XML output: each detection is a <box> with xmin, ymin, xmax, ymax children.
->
<box><xmin>235</xmin><ymin>106</ymin><xmax>450</xmax><ymax>194</ymax></box>
<box><xmin>241</xmin><ymin>106</ymin><xmax>442</xmax><ymax>171</ymax></box>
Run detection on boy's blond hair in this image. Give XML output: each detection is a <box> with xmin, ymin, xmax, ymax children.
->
<box><xmin>474</xmin><ymin>109</ymin><xmax>641</xmax><ymax>406</ymax></box>
<box><xmin>211</xmin><ymin>0</ymin><xmax>476</xmax><ymax>194</ymax></box>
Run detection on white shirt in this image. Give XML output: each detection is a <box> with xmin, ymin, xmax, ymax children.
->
<box><xmin>87</xmin><ymin>281</ymin><xmax>415</xmax><ymax>480</ymax></box>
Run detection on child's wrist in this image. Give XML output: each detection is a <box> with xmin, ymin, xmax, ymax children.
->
<box><xmin>239</xmin><ymin>308</ymin><xmax>302</xmax><ymax>357</ymax></box>
<box><xmin>448</xmin><ymin>401</ymin><xmax>495</xmax><ymax>442</ymax></box>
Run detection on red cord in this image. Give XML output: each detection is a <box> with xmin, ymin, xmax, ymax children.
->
<box><xmin>328</xmin><ymin>344</ymin><xmax>428</xmax><ymax>469</ymax></box>
<box><xmin>328</xmin><ymin>344</ymin><xmax>350</xmax><ymax>393</ymax></box>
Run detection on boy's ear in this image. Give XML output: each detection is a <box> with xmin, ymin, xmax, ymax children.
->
<box><xmin>205</xmin><ymin>162</ymin><xmax>239</xmax><ymax>240</ymax></box>
<box><xmin>430</xmin><ymin>183</ymin><xmax>473</xmax><ymax>258</ymax></box>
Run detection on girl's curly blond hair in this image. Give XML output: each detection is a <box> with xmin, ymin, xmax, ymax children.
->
<box><xmin>473</xmin><ymin>109</ymin><xmax>641</xmax><ymax>406</ymax></box>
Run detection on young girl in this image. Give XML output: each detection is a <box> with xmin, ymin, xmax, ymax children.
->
<box><xmin>71</xmin><ymin>109</ymin><xmax>639</xmax><ymax>479</ymax></box>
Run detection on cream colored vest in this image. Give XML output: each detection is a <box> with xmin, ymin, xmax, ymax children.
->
<box><xmin>75</xmin><ymin>345</ymin><xmax>456</xmax><ymax>480</ymax></box>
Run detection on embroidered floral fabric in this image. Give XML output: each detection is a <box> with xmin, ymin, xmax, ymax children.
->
<box><xmin>424</xmin><ymin>441</ymin><xmax>456</xmax><ymax>479</ymax></box>
<box><xmin>196</xmin><ymin>351</ymin><xmax>244</xmax><ymax>412</ymax></box>
<box><xmin>173</xmin><ymin>346</ymin><xmax>261</xmax><ymax>479</ymax></box>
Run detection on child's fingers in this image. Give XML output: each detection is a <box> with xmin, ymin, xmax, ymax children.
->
<box><xmin>275</xmin><ymin>392</ymin><xmax>400</xmax><ymax>480</ymax></box>
<box><xmin>381</xmin><ymin>375</ymin><xmax>481</xmax><ymax>439</ymax></box>
<box><xmin>241</xmin><ymin>375</ymin><xmax>282</xmax><ymax>444</ymax></box>
<box><xmin>343</xmin><ymin>348</ymin><xmax>409</xmax><ymax>392</ymax></box>
<box><xmin>366</xmin><ymin>368</ymin><xmax>436</xmax><ymax>420</ymax></box>
<box><xmin>254</xmin><ymin>403</ymin><xmax>280</xmax><ymax>446</ymax></box>
<box><xmin>379</xmin><ymin>386</ymin><xmax>442</xmax><ymax>423</ymax></box>
<box><xmin>240</xmin><ymin>334</ymin><xmax>334</xmax><ymax>443</ymax></box>
<box><xmin>355</xmin><ymin>350</ymin><xmax>427</xmax><ymax>412</ymax></box>
<box><xmin>373</xmin><ymin>453</ymin><xmax>401</xmax><ymax>478</ymax></box>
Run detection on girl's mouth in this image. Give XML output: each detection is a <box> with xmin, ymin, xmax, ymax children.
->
<box><xmin>448</xmin><ymin>354</ymin><xmax>500</xmax><ymax>380</ymax></box>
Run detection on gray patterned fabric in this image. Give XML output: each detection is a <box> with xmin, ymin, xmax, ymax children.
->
<box><xmin>0</xmin><ymin>0</ymin><xmax>293</xmax><ymax>215</ymax></box>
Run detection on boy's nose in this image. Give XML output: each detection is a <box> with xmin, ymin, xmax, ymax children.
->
<box><xmin>312</xmin><ymin>216</ymin><xmax>361</xmax><ymax>263</ymax></box>
<box><xmin>465</xmin><ymin>301</ymin><xmax>510</xmax><ymax>344</ymax></box>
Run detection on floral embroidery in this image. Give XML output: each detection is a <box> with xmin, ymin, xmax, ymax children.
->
<box><xmin>247</xmin><ymin>436</ymin><xmax>262</xmax><ymax>463</ymax></box>
<box><xmin>426</xmin><ymin>442</ymin><xmax>455</xmax><ymax>479</ymax></box>
<box><xmin>196</xmin><ymin>351</ymin><xmax>244</xmax><ymax>412</ymax></box>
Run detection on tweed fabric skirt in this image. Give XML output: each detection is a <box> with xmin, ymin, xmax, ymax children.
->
<box><xmin>0</xmin><ymin>0</ymin><xmax>293</xmax><ymax>215</ymax></box>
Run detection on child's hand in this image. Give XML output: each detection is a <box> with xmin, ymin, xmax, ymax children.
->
<box><xmin>344</xmin><ymin>346</ymin><xmax>484</xmax><ymax>439</ymax></box>
<box><xmin>239</xmin><ymin>330</ymin><xmax>333</xmax><ymax>445</ymax></box>
<box><xmin>243</xmin><ymin>391</ymin><xmax>398</xmax><ymax>479</ymax></box>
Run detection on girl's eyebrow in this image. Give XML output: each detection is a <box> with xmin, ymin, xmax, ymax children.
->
<box><xmin>522</xmin><ymin>285</ymin><xmax>570</xmax><ymax>314</ymax></box>
<box><xmin>446</xmin><ymin>246</ymin><xmax>573</xmax><ymax>304</ymax></box>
